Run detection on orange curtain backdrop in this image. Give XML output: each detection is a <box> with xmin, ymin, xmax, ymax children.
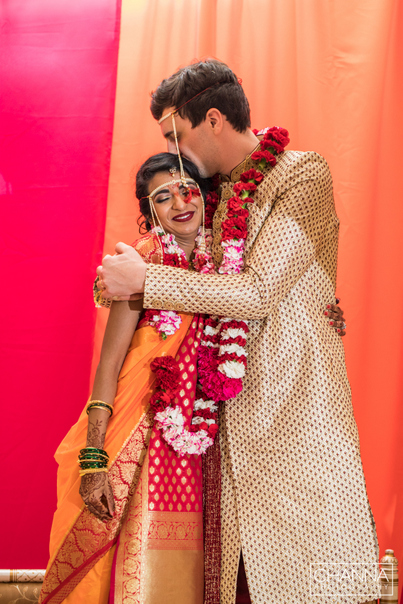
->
<box><xmin>96</xmin><ymin>0</ymin><xmax>403</xmax><ymax>578</ymax></box>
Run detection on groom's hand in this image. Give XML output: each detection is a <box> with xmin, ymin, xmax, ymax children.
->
<box><xmin>97</xmin><ymin>242</ymin><xmax>146</xmax><ymax>301</ymax></box>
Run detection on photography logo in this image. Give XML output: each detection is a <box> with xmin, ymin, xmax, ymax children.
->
<box><xmin>309</xmin><ymin>563</ymin><xmax>392</xmax><ymax>597</ymax></box>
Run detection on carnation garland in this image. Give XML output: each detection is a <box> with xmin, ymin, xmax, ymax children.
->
<box><xmin>148</xmin><ymin>126</ymin><xmax>289</xmax><ymax>456</ymax></box>
<box><xmin>198</xmin><ymin>127</ymin><xmax>290</xmax><ymax>404</ymax></box>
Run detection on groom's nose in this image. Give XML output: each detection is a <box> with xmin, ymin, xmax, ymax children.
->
<box><xmin>167</xmin><ymin>140</ymin><xmax>177</xmax><ymax>154</ymax></box>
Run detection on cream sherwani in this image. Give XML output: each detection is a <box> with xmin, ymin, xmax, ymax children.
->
<box><xmin>143</xmin><ymin>149</ymin><xmax>380</xmax><ymax>604</ymax></box>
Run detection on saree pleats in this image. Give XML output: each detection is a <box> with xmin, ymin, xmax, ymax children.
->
<box><xmin>39</xmin><ymin>314</ymin><xmax>195</xmax><ymax>604</ymax></box>
<box><xmin>109</xmin><ymin>315</ymin><xmax>205</xmax><ymax>604</ymax></box>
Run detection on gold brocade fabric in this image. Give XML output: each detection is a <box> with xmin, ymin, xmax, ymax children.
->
<box><xmin>143</xmin><ymin>151</ymin><xmax>380</xmax><ymax>604</ymax></box>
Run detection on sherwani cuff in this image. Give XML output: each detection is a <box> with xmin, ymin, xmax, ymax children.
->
<box><xmin>144</xmin><ymin>264</ymin><xmax>187</xmax><ymax>312</ymax></box>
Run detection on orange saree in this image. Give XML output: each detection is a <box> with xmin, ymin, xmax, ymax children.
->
<box><xmin>39</xmin><ymin>234</ymin><xmax>204</xmax><ymax>604</ymax></box>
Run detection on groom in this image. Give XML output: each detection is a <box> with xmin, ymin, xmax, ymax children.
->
<box><xmin>97</xmin><ymin>60</ymin><xmax>378</xmax><ymax>604</ymax></box>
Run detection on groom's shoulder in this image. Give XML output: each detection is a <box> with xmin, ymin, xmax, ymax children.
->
<box><xmin>259</xmin><ymin>150</ymin><xmax>332</xmax><ymax>200</ymax></box>
<box><xmin>274</xmin><ymin>149</ymin><xmax>330</xmax><ymax>178</ymax></box>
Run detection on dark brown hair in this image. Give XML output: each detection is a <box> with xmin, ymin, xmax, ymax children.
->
<box><xmin>150</xmin><ymin>59</ymin><xmax>251</xmax><ymax>133</ymax></box>
<box><xmin>136</xmin><ymin>153</ymin><xmax>210</xmax><ymax>233</ymax></box>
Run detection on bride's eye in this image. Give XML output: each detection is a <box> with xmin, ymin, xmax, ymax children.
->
<box><xmin>154</xmin><ymin>191</ymin><xmax>171</xmax><ymax>203</ymax></box>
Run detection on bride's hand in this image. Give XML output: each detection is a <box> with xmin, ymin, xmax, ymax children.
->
<box><xmin>79</xmin><ymin>472</ymin><xmax>115</xmax><ymax>522</ymax></box>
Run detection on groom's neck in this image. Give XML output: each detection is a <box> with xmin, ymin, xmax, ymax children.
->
<box><xmin>218</xmin><ymin>127</ymin><xmax>260</xmax><ymax>177</ymax></box>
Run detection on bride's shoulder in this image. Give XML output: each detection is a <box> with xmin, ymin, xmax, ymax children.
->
<box><xmin>131</xmin><ymin>232</ymin><xmax>163</xmax><ymax>265</ymax></box>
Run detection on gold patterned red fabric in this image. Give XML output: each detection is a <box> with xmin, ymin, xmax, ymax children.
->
<box><xmin>143</xmin><ymin>150</ymin><xmax>381</xmax><ymax>604</ymax></box>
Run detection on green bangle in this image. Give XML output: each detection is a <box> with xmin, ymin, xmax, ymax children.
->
<box><xmin>80</xmin><ymin>447</ymin><xmax>109</xmax><ymax>457</ymax></box>
<box><xmin>78</xmin><ymin>453</ymin><xmax>109</xmax><ymax>461</ymax></box>
<box><xmin>86</xmin><ymin>402</ymin><xmax>113</xmax><ymax>417</ymax></box>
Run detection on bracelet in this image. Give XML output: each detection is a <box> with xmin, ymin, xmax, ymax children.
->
<box><xmin>86</xmin><ymin>401</ymin><xmax>113</xmax><ymax>417</ymax></box>
<box><xmin>79</xmin><ymin>447</ymin><xmax>109</xmax><ymax>458</ymax></box>
<box><xmin>78</xmin><ymin>453</ymin><xmax>109</xmax><ymax>462</ymax></box>
<box><xmin>79</xmin><ymin>467</ymin><xmax>108</xmax><ymax>477</ymax></box>
<box><xmin>78</xmin><ymin>461</ymin><xmax>108</xmax><ymax>470</ymax></box>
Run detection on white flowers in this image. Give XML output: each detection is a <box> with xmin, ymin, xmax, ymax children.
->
<box><xmin>219</xmin><ymin>343</ymin><xmax>247</xmax><ymax>357</ymax></box>
<box><xmin>219</xmin><ymin>239</ymin><xmax>245</xmax><ymax>275</ymax></box>
<box><xmin>149</xmin><ymin>310</ymin><xmax>182</xmax><ymax>337</ymax></box>
<box><xmin>221</xmin><ymin>327</ymin><xmax>248</xmax><ymax>340</ymax></box>
<box><xmin>194</xmin><ymin>398</ymin><xmax>218</xmax><ymax>412</ymax></box>
<box><xmin>155</xmin><ymin>407</ymin><xmax>213</xmax><ymax>456</ymax></box>
<box><xmin>217</xmin><ymin>360</ymin><xmax>246</xmax><ymax>379</ymax></box>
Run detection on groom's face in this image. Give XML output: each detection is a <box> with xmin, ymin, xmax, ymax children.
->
<box><xmin>160</xmin><ymin>108</ymin><xmax>219</xmax><ymax>178</ymax></box>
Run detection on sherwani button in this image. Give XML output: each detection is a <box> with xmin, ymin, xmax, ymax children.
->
<box><xmin>151</xmin><ymin>298</ymin><xmax>163</xmax><ymax>309</ymax></box>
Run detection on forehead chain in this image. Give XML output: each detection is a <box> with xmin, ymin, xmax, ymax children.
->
<box><xmin>148</xmin><ymin>178</ymin><xmax>199</xmax><ymax>200</ymax></box>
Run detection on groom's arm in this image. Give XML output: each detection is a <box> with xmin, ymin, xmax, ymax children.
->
<box><xmin>142</xmin><ymin>153</ymin><xmax>335</xmax><ymax>320</ymax></box>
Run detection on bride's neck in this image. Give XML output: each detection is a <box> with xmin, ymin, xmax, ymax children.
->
<box><xmin>174</xmin><ymin>233</ymin><xmax>196</xmax><ymax>261</ymax></box>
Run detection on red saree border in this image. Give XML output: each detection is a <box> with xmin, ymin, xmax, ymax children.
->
<box><xmin>39</xmin><ymin>409</ymin><xmax>154</xmax><ymax>604</ymax></box>
<box><xmin>41</xmin><ymin>537</ymin><xmax>118</xmax><ymax>604</ymax></box>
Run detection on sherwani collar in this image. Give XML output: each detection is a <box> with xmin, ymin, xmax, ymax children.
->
<box><xmin>220</xmin><ymin>141</ymin><xmax>261</xmax><ymax>183</ymax></box>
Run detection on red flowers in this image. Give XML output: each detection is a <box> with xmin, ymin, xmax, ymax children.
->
<box><xmin>251</xmin><ymin>149</ymin><xmax>276</xmax><ymax>166</ymax></box>
<box><xmin>240</xmin><ymin>169</ymin><xmax>264</xmax><ymax>184</ymax></box>
<box><xmin>233</xmin><ymin>181</ymin><xmax>257</xmax><ymax>195</ymax></box>
<box><xmin>221</xmin><ymin>217</ymin><xmax>248</xmax><ymax>240</ymax></box>
<box><xmin>266</xmin><ymin>126</ymin><xmax>290</xmax><ymax>147</ymax></box>
<box><xmin>151</xmin><ymin>355</ymin><xmax>181</xmax><ymax>389</ymax></box>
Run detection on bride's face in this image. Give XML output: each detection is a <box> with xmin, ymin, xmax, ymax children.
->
<box><xmin>147</xmin><ymin>171</ymin><xmax>203</xmax><ymax>242</ymax></box>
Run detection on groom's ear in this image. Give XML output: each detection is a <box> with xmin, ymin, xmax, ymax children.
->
<box><xmin>205</xmin><ymin>108</ymin><xmax>224</xmax><ymax>134</ymax></box>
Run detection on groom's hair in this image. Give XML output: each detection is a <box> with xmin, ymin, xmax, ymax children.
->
<box><xmin>150</xmin><ymin>59</ymin><xmax>251</xmax><ymax>132</ymax></box>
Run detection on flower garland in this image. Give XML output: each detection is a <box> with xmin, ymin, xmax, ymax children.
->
<box><xmin>150</xmin><ymin>357</ymin><xmax>218</xmax><ymax>456</ymax></box>
<box><xmin>148</xmin><ymin>126</ymin><xmax>289</xmax><ymax>456</ymax></box>
<box><xmin>147</xmin><ymin>224</ymin><xmax>218</xmax><ymax>456</ymax></box>
<box><xmin>197</xmin><ymin>126</ymin><xmax>290</xmax><ymax>403</ymax></box>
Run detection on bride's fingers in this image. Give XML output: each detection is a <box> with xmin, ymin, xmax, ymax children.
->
<box><xmin>105</xmin><ymin>485</ymin><xmax>115</xmax><ymax>517</ymax></box>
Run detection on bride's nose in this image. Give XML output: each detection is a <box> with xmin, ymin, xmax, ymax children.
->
<box><xmin>172</xmin><ymin>191</ymin><xmax>188</xmax><ymax>210</ymax></box>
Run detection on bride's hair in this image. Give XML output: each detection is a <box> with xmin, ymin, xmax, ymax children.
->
<box><xmin>135</xmin><ymin>152</ymin><xmax>211</xmax><ymax>233</ymax></box>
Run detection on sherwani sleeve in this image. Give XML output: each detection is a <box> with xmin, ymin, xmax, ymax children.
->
<box><xmin>143</xmin><ymin>152</ymin><xmax>334</xmax><ymax>320</ymax></box>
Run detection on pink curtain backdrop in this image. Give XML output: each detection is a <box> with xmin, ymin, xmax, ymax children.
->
<box><xmin>1</xmin><ymin>0</ymin><xmax>402</xmax><ymax>596</ymax></box>
<box><xmin>0</xmin><ymin>0</ymin><xmax>121</xmax><ymax>567</ymax></box>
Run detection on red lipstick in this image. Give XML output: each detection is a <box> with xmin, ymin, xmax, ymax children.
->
<box><xmin>172</xmin><ymin>212</ymin><xmax>195</xmax><ymax>222</ymax></box>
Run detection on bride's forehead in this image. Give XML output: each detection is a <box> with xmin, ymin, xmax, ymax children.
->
<box><xmin>147</xmin><ymin>171</ymin><xmax>190</xmax><ymax>191</ymax></box>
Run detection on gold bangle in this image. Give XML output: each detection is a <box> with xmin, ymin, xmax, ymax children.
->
<box><xmin>89</xmin><ymin>400</ymin><xmax>111</xmax><ymax>405</ymax></box>
<box><xmin>79</xmin><ymin>467</ymin><xmax>108</xmax><ymax>477</ymax></box>
<box><xmin>86</xmin><ymin>400</ymin><xmax>114</xmax><ymax>417</ymax></box>
<box><xmin>86</xmin><ymin>404</ymin><xmax>113</xmax><ymax>416</ymax></box>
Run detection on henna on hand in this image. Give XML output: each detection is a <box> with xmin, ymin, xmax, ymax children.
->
<box><xmin>79</xmin><ymin>472</ymin><xmax>115</xmax><ymax>522</ymax></box>
<box><xmin>86</xmin><ymin>417</ymin><xmax>107</xmax><ymax>449</ymax></box>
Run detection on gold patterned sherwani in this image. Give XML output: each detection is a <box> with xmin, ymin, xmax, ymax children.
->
<box><xmin>143</xmin><ymin>149</ymin><xmax>380</xmax><ymax>604</ymax></box>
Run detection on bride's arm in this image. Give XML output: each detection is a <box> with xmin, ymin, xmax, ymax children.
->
<box><xmin>79</xmin><ymin>300</ymin><xmax>142</xmax><ymax>521</ymax></box>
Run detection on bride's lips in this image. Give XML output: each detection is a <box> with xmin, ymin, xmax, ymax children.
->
<box><xmin>172</xmin><ymin>211</ymin><xmax>195</xmax><ymax>222</ymax></box>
